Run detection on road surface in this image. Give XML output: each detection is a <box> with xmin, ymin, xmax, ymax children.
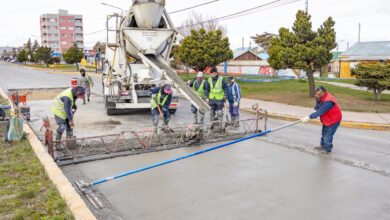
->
<box><xmin>1</xmin><ymin>62</ymin><xmax>390</xmax><ymax>219</ymax></box>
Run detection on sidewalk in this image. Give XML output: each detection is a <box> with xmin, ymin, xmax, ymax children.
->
<box><xmin>318</xmin><ymin>81</ymin><xmax>390</xmax><ymax>95</ymax></box>
<box><xmin>240</xmin><ymin>98</ymin><xmax>390</xmax><ymax>130</ymax></box>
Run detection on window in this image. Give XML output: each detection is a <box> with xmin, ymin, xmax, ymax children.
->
<box><xmin>60</xmin><ymin>26</ymin><xmax>66</xmax><ymax>30</ymax></box>
<box><xmin>70</xmin><ymin>34</ymin><xmax>74</xmax><ymax>38</ymax></box>
<box><xmin>50</xmin><ymin>18</ymin><xmax>56</xmax><ymax>22</ymax></box>
<box><xmin>54</xmin><ymin>34</ymin><xmax>58</xmax><ymax>37</ymax></box>
<box><xmin>76</xmin><ymin>27</ymin><xmax>83</xmax><ymax>31</ymax></box>
<box><xmin>61</xmin><ymin>34</ymin><xmax>66</xmax><ymax>38</ymax></box>
<box><xmin>60</xmin><ymin>19</ymin><xmax>65</xmax><ymax>23</ymax></box>
<box><xmin>62</xmin><ymin>42</ymin><xmax>67</xmax><ymax>45</ymax></box>
<box><xmin>68</xmin><ymin>26</ymin><xmax>74</xmax><ymax>30</ymax></box>
<box><xmin>48</xmin><ymin>34</ymin><xmax>52</xmax><ymax>37</ymax></box>
<box><xmin>68</xmin><ymin>19</ymin><xmax>74</xmax><ymax>22</ymax></box>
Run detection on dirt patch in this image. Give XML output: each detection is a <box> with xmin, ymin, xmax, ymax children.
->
<box><xmin>8</xmin><ymin>88</ymin><xmax>67</xmax><ymax>101</ymax></box>
<box><xmin>92</xmin><ymin>120</ymin><xmax>122</xmax><ymax>126</ymax></box>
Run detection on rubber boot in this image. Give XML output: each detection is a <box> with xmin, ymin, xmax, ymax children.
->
<box><xmin>210</xmin><ymin>111</ymin><xmax>216</xmax><ymax>129</ymax></box>
<box><xmin>55</xmin><ymin>132</ymin><xmax>63</xmax><ymax>151</ymax></box>
<box><xmin>234</xmin><ymin>115</ymin><xmax>240</xmax><ymax>128</ymax></box>
<box><xmin>163</xmin><ymin>119</ymin><xmax>174</xmax><ymax>133</ymax></box>
<box><xmin>199</xmin><ymin>113</ymin><xmax>205</xmax><ymax>125</ymax></box>
<box><xmin>193</xmin><ymin>114</ymin><xmax>198</xmax><ymax>124</ymax></box>
<box><xmin>217</xmin><ymin>110</ymin><xmax>224</xmax><ymax>131</ymax></box>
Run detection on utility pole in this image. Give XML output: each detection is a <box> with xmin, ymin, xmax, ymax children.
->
<box><xmin>305</xmin><ymin>0</ymin><xmax>308</xmax><ymax>12</ymax></box>
<box><xmin>358</xmin><ymin>23</ymin><xmax>361</xmax><ymax>43</ymax></box>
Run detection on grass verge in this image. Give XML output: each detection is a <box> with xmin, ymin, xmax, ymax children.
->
<box><xmin>239</xmin><ymin>79</ymin><xmax>390</xmax><ymax>113</ymax></box>
<box><xmin>0</xmin><ymin>93</ymin><xmax>73</xmax><ymax>219</ymax></box>
<box><xmin>0</xmin><ymin>139</ymin><xmax>74</xmax><ymax>219</ymax></box>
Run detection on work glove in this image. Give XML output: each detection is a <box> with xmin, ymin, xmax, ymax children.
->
<box><xmin>233</xmin><ymin>102</ymin><xmax>239</xmax><ymax>107</ymax></box>
<box><xmin>72</xmin><ymin>105</ymin><xmax>77</xmax><ymax>113</ymax></box>
<box><xmin>69</xmin><ymin>120</ymin><xmax>75</xmax><ymax>128</ymax></box>
<box><xmin>151</xmin><ymin>93</ymin><xmax>157</xmax><ymax>98</ymax></box>
<box><xmin>300</xmin><ymin>116</ymin><xmax>310</xmax><ymax>123</ymax></box>
<box><xmin>205</xmin><ymin>98</ymin><xmax>209</xmax><ymax>103</ymax></box>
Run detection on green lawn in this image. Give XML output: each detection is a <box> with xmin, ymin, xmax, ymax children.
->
<box><xmin>239</xmin><ymin>79</ymin><xmax>390</xmax><ymax>113</ymax></box>
<box><xmin>0</xmin><ymin>139</ymin><xmax>74</xmax><ymax>219</ymax></box>
<box><xmin>178</xmin><ymin>74</ymin><xmax>390</xmax><ymax>112</ymax></box>
<box><xmin>0</xmin><ymin>94</ymin><xmax>73</xmax><ymax>219</ymax></box>
<box><xmin>23</xmin><ymin>64</ymin><xmax>76</xmax><ymax>69</ymax></box>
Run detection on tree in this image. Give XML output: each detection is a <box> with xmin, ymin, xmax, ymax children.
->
<box><xmin>268</xmin><ymin>10</ymin><xmax>336</xmax><ymax>97</ymax></box>
<box><xmin>31</xmin><ymin>40</ymin><xmax>40</xmax><ymax>62</ymax></box>
<box><xmin>35</xmin><ymin>46</ymin><xmax>52</xmax><ymax>67</ymax></box>
<box><xmin>63</xmin><ymin>43</ymin><xmax>84</xmax><ymax>70</ymax></box>
<box><xmin>251</xmin><ymin>32</ymin><xmax>277</xmax><ymax>52</ymax></box>
<box><xmin>177</xmin><ymin>28</ymin><xmax>233</xmax><ymax>71</ymax></box>
<box><xmin>93</xmin><ymin>42</ymin><xmax>106</xmax><ymax>54</ymax></box>
<box><xmin>351</xmin><ymin>63</ymin><xmax>390</xmax><ymax>101</ymax></box>
<box><xmin>16</xmin><ymin>50</ymin><xmax>28</xmax><ymax>63</ymax></box>
<box><xmin>178</xmin><ymin>11</ymin><xmax>226</xmax><ymax>37</ymax></box>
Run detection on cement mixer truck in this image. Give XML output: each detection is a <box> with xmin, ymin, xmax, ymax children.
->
<box><xmin>102</xmin><ymin>0</ymin><xmax>209</xmax><ymax>115</ymax></box>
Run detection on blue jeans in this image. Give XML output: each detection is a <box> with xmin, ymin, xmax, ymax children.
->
<box><xmin>151</xmin><ymin>108</ymin><xmax>170</xmax><ymax>127</ymax></box>
<box><xmin>321</xmin><ymin>122</ymin><xmax>340</xmax><ymax>152</ymax></box>
<box><xmin>228</xmin><ymin>102</ymin><xmax>240</xmax><ymax>117</ymax></box>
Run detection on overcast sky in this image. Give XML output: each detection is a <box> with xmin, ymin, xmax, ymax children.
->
<box><xmin>0</xmin><ymin>0</ymin><xmax>389</xmax><ymax>51</ymax></box>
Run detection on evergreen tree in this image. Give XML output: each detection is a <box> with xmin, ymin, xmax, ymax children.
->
<box><xmin>268</xmin><ymin>10</ymin><xmax>336</xmax><ymax>97</ymax></box>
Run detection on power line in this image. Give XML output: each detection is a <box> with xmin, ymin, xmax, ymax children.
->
<box><xmin>169</xmin><ymin>0</ymin><xmax>219</xmax><ymax>14</ymax></box>
<box><xmin>84</xmin><ymin>1</ymin><xmax>220</xmax><ymax>35</ymax></box>
<box><xmin>177</xmin><ymin>0</ymin><xmax>301</xmax><ymax>29</ymax></box>
<box><xmin>217</xmin><ymin>0</ymin><xmax>300</xmax><ymax>23</ymax></box>
<box><xmin>84</xmin><ymin>28</ymin><xmax>106</xmax><ymax>35</ymax></box>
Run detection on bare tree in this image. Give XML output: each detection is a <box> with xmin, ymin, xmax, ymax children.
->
<box><xmin>178</xmin><ymin>11</ymin><xmax>226</xmax><ymax>37</ymax></box>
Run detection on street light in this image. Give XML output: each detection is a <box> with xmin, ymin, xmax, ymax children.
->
<box><xmin>101</xmin><ymin>2</ymin><xmax>124</xmax><ymax>15</ymax></box>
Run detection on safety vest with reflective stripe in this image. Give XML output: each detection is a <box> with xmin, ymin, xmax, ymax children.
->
<box><xmin>192</xmin><ymin>80</ymin><xmax>205</xmax><ymax>98</ymax></box>
<box><xmin>151</xmin><ymin>90</ymin><xmax>169</xmax><ymax>110</ymax></box>
<box><xmin>50</xmin><ymin>88</ymin><xmax>74</xmax><ymax>120</ymax></box>
<box><xmin>208</xmin><ymin>76</ymin><xmax>224</xmax><ymax>100</ymax></box>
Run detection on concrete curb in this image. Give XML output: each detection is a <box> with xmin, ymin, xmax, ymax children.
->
<box><xmin>242</xmin><ymin>107</ymin><xmax>390</xmax><ymax>131</ymax></box>
<box><xmin>0</xmin><ymin>87</ymin><xmax>96</xmax><ymax>220</ymax></box>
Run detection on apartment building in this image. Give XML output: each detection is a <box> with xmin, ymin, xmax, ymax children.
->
<box><xmin>40</xmin><ymin>9</ymin><xmax>83</xmax><ymax>53</ymax></box>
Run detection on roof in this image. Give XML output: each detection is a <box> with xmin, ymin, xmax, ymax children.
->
<box><xmin>340</xmin><ymin>41</ymin><xmax>390</xmax><ymax>61</ymax></box>
<box><xmin>331</xmin><ymin>51</ymin><xmax>342</xmax><ymax>60</ymax></box>
<box><xmin>233</xmin><ymin>47</ymin><xmax>267</xmax><ymax>60</ymax></box>
<box><xmin>226</xmin><ymin>60</ymin><xmax>269</xmax><ymax>66</ymax></box>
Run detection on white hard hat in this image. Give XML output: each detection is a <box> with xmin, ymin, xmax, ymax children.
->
<box><xmin>197</xmin><ymin>71</ymin><xmax>204</xmax><ymax>77</ymax></box>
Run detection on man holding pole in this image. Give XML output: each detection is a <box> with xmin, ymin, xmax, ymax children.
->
<box><xmin>301</xmin><ymin>86</ymin><xmax>342</xmax><ymax>153</ymax></box>
<box><xmin>150</xmin><ymin>84</ymin><xmax>173</xmax><ymax>134</ymax></box>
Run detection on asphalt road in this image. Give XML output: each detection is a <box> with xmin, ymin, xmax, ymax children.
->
<box><xmin>1</xmin><ymin>62</ymin><xmax>390</xmax><ymax>219</ymax></box>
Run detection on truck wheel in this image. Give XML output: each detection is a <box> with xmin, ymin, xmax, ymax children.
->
<box><xmin>169</xmin><ymin>109</ymin><xmax>177</xmax><ymax>114</ymax></box>
<box><xmin>107</xmin><ymin>108</ymin><xmax>117</xmax><ymax>115</ymax></box>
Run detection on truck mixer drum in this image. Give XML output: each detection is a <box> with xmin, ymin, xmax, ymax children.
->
<box><xmin>103</xmin><ymin>0</ymin><xmax>209</xmax><ymax>115</ymax></box>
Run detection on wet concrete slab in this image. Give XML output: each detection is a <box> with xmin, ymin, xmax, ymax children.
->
<box><xmin>3</xmin><ymin>63</ymin><xmax>390</xmax><ymax>219</ymax></box>
<box><xmin>64</xmin><ymin>138</ymin><xmax>390</xmax><ymax>220</ymax></box>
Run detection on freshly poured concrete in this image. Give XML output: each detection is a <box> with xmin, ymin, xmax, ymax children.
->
<box><xmin>65</xmin><ymin>139</ymin><xmax>390</xmax><ymax>220</ymax></box>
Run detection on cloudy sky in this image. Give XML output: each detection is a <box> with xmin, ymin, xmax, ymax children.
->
<box><xmin>0</xmin><ymin>0</ymin><xmax>389</xmax><ymax>51</ymax></box>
